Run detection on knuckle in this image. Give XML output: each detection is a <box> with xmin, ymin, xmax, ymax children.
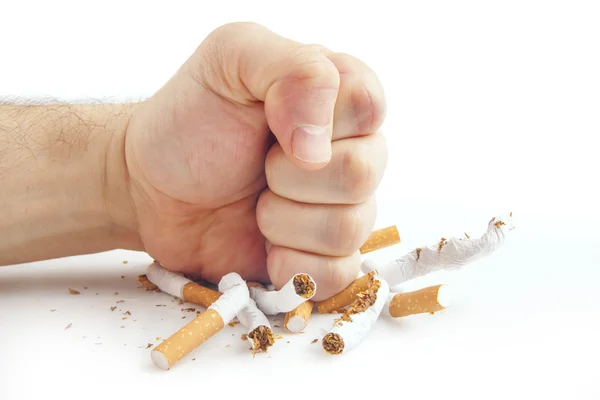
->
<box><xmin>283</xmin><ymin>49</ymin><xmax>340</xmax><ymax>88</ymax></box>
<box><xmin>351</xmin><ymin>81</ymin><xmax>386</xmax><ymax>134</ymax></box>
<box><xmin>255</xmin><ymin>189</ymin><xmax>275</xmax><ymax>237</ymax></box>
<box><xmin>339</xmin><ymin>148</ymin><xmax>377</xmax><ymax>203</ymax></box>
<box><xmin>325</xmin><ymin>206</ymin><xmax>365</xmax><ymax>255</ymax></box>
<box><xmin>264</xmin><ymin>143</ymin><xmax>285</xmax><ymax>193</ymax></box>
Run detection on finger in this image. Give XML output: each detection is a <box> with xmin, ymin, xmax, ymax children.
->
<box><xmin>326</xmin><ymin>52</ymin><xmax>387</xmax><ymax>141</ymax></box>
<box><xmin>193</xmin><ymin>22</ymin><xmax>339</xmax><ymax>169</ymax></box>
<box><xmin>266</xmin><ymin>132</ymin><xmax>387</xmax><ymax>204</ymax></box>
<box><xmin>267</xmin><ymin>246</ymin><xmax>362</xmax><ymax>301</ymax></box>
<box><xmin>256</xmin><ymin>189</ymin><xmax>377</xmax><ymax>257</ymax></box>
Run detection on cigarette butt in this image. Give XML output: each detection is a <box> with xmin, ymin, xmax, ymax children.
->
<box><xmin>359</xmin><ymin>225</ymin><xmax>400</xmax><ymax>254</ymax></box>
<box><xmin>316</xmin><ymin>273</ymin><xmax>375</xmax><ymax>314</ymax></box>
<box><xmin>182</xmin><ymin>282</ymin><xmax>221</xmax><ymax>308</ymax></box>
<box><xmin>283</xmin><ymin>301</ymin><xmax>314</xmax><ymax>333</ymax></box>
<box><xmin>151</xmin><ymin>309</ymin><xmax>224</xmax><ymax>370</ymax></box>
<box><xmin>387</xmin><ymin>284</ymin><xmax>451</xmax><ymax>318</ymax></box>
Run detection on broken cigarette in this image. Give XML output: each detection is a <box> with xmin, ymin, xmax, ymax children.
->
<box><xmin>237</xmin><ymin>298</ymin><xmax>275</xmax><ymax>354</ymax></box>
<box><xmin>151</xmin><ymin>272</ymin><xmax>249</xmax><ymax>370</ymax></box>
<box><xmin>383</xmin><ymin>284</ymin><xmax>451</xmax><ymax>318</ymax></box>
<box><xmin>283</xmin><ymin>300</ymin><xmax>314</xmax><ymax>333</ymax></box>
<box><xmin>146</xmin><ymin>262</ymin><xmax>221</xmax><ymax>308</ymax></box>
<box><xmin>284</xmin><ymin>225</ymin><xmax>400</xmax><ymax>329</ymax></box>
<box><xmin>359</xmin><ymin>225</ymin><xmax>401</xmax><ymax>254</ymax></box>
<box><xmin>248</xmin><ymin>273</ymin><xmax>316</xmax><ymax>315</ymax></box>
<box><xmin>316</xmin><ymin>272</ymin><xmax>377</xmax><ymax>314</ymax></box>
<box><xmin>361</xmin><ymin>214</ymin><xmax>514</xmax><ymax>287</ymax></box>
<box><xmin>322</xmin><ymin>276</ymin><xmax>389</xmax><ymax>355</ymax></box>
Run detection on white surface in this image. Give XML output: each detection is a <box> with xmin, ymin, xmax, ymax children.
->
<box><xmin>1</xmin><ymin>1</ymin><xmax>600</xmax><ymax>399</ymax></box>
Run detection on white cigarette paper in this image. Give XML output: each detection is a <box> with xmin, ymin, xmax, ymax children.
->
<box><xmin>237</xmin><ymin>298</ymin><xmax>272</xmax><ymax>349</ymax></box>
<box><xmin>211</xmin><ymin>273</ymin><xmax>250</xmax><ymax>323</ymax></box>
<box><xmin>249</xmin><ymin>273</ymin><xmax>316</xmax><ymax>315</ymax></box>
<box><xmin>146</xmin><ymin>262</ymin><xmax>191</xmax><ymax>299</ymax></box>
<box><xmin>361</xmin><ymin>214</ymin><xmax>514</xmax><ymax>287</ymax></box>
<box><xmin>323</xmin><ymin>277</ymin><xmax>389</xmax><ymax>354</ymax></box>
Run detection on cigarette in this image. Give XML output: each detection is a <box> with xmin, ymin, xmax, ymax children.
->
<box><xmin>237</xmin><ymin>298</ymin><xmax>275</xmax><ymax>354</ymax></box>
<box><xmin>383</xmin><ymin>284</ymin><xmax>452</xmax><ymax>318</ymax></box>
<box><xmin>151</xmin><ymin>272</ymin><xmax>249</xmax><ymax>370</ymax></box>
<box><xmin>146</xmin><ymin>262</ymin><xmax>221</xmax><ymax>308</ymax></box>
<box><xmin>316</xmin><ymin>272</ymin><xmax>377</xmax><ymax>314</ymax></box>
<box><xmin>283</xmin><ymin>301</ymin><xmax>314</xmax><ymax>333</ymax></box>
<box><xmin>248</xmin><ymin>273</ymin><xmax>316</xmax><ymax>315</ymax></box>
<box><xmin>322</xmin><ymin>276</ymin><xmax>389</xmax><ymax>355</ymax></box>
<box><xmin>359</xmin><ymin>225</ymin><xmax>401</xmax><ymax>254</ymax></box>
<box><xmin>361</xmin><ymin>213</ymin><xmax>514</xmax><ymax>287</ymax></box>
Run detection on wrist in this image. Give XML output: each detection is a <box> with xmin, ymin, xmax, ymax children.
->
<box><xmin>0</xmin><ymin>102</ymin><xmax>142</xmax><ymax>265</ymax></box>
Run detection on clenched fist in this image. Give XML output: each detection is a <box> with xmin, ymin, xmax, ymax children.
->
<box><xmin>125</xmin><ymin>22</ymin><xmax>388</xmax><ymax>300</ymax></box>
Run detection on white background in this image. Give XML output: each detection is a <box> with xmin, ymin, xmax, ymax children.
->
<box><xmin>1</xmin><ymin>1</ymin><xmax>599</xmax><ymax>399</ymax></box>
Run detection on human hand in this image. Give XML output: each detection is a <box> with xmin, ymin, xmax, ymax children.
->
<box><xmin>124</xmin><ymin>22</ymin><xmax>388</xmax><ymax>300</ymax></box>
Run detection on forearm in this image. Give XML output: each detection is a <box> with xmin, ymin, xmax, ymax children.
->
<box><xmin>0</xmin><ymin>101</ymin><xmax>141</xmax><ymax>266</ymax></box>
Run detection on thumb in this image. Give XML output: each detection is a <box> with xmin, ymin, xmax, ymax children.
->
<box><xmin>200</xmin><ymin>23</ymin><xmax>340</xmax><ymax>169</ymax></box>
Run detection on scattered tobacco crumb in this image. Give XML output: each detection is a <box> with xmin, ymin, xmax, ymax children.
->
<box><xmin>121</xmin><ymin>275</ymin><xmax>125</xmax><ymax>279</ymax></box>
<box><xmin>273</xmin><ymin>325</ymin><xmax>281</xmax><ymax>328</ymax></box>
<box><xmin>241</xmin><ymin>333</ymin><xmax>248</xmax><ymax>341</ymax></box>
<box><xmin>156</xmin><ymin>337</ymin><xmax>161</xmax><ymax>341</ymax></box>
<box><xmin>181</xmin><ymin>316</ymin><xmax>186</xmax><ymax>319</ymax></box>
<box><xmin>83</xmin><ymin>286</ymin><xmax>88</xmax><ymax>290</ymax></box>
<box><xmin>110</xmin><ymin>306</ymin><xmax>116</xmax><ymax>311</ymax></box>
<box><xmin>178</xmin><ymin>300</ymin><xmax>185</xmax><ymax>305</ymax></box>
<box><xmin>274</xmin><ymin>334</ymin><xmax>283</xmax><ymax>340</ymax></box>
<box><xmin>124</xmin><ymin>311</ymin><xmax>131</xmax><ymax>316</ymax></box>
<box><xmin>465</xmin><ymin>232</ymin><xmax>471</xmax><ymax>239</ymax></box>
<box><xmin>311</xmin><ymin>339</ymin><xmax>318</xmax><ymax>344</ymax></box>
<box><xmin>322</xmin><ymin>333</ymin><xmax>344</xmax><ymax>355</ymax></box>
<box><xmin>416</xmin><ymin>248</ymin><xmax>422</xmax><ymax>261</ymax></box>
<box><xmin>287</xmin><ymin>341</ymin><xmax>290</xmax><ymax>344</ymax></box>
<box><xmin>228</xmin><ymin>321</ymin><xmax>240</xmax><ymax>327</ymax></box>
<box><xmin>495</xmin><ymin>220</ymin><xmax>506</xmax><ymax>228</ymax></box>
<box><xmin>510</xmin><ymin>211</ymin><xmax>513</xmax><ymax>217</ymax></box>
<box><xmin>122</xmin><ymin>317</ymin><xmax>128</xmax><ymax>320</ymax></box>
<box><xmin>123</xmin><ymin>260</ymin><xmax>128</xmax><ymax>264</ymax></box>
<box><xmin>68</xmin><ymin>288</ymin><xmax>80</xmax><ymax>295</ymax></box>
<box><xmin>156</xmin><ymin>305</ymin><xmax>166</xmax><ymax>307</ymax></box>
<box><xmin>293</xmin><ymin>274</ymin><xmax>316</xmax><ymax>298</ymax></box>
<box><xmin>114</xmin><ymin>292</ymin><xmax>120</xmax><ymax>296</ymax></box>
<box><xmin>117</xmin><ymin>300</ymin><xmax>125</xmax><ymax>303</ymax></box>
<box><xmin>96</xmin><ymin>293</ymin><xmax>99</xmax><ymax>295</ymax></box>
<box><xmin>50</xmin><ymin>309</ymin><xmax>56</xmax><ymax>312</ymax></box>
<box><xmin>225</xmin><ymin>344</ymin><xmax>231</xmax><ymax>348</ymax></box>
<box><xmin>137</xmin><ymin>275</ymin><xmax>159</xmax><ymax>292</ymax></box>
<box><xmin>65</xmin><ymin>323</ymin><xmax>72</xmax><ymax>330</ymax></box>
<box><xmin>146</xmin><ymin>343</ymin><xmax>153</xmax><ymax>349</ymax></box>
<box><xmin>182</xmin><ymin>307</ymin><xmax>196</xmax><ymax>312</ymax></box>
<box><xmin>120</xmin><ymin>326</ymin><xmax>125</xmax><ymax>328</ymax></box>
<box><xmin>438</xmin><ymin>238</ymin><xmax>447</xmax><ymax>252</ymax></box>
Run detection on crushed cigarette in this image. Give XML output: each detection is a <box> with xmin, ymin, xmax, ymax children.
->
<box><xmin>384</xmin><ymin>284</ymin><xmax>451</xmax><ymax>318</ymax></box>
<box><xmin>138</xmin><ymin>274</ymin><xmax>160</xmax><ymax>291</ymax></box>
<box><xmin>361</xmin><ymin>214</ymin><xmax>514</xmax><ymax>287</ymax></box>
<box><xmin>359</xmin><ymin>225</ymin><xmax>401</xmax><ymax>254</ymax></box>
<box><xmin>68</xmin><ymin>288</ymin><xmax>80</xmax><ymax>295</ymax></box>
<box><xmin>248</xmin><ymin>273</ymin><xmax>317</xmax><ymax>315</ymax></box>
<box><xmin>283</xmin><ymin>301</ymin><xmax>314</xmax><ymax>333</ymax></box>
<box><xmin>146</xmin><ymin>262</ymin><xmax>221</xmax><ymax>308</ymax></box>
<box><xmin>316</xmin><ymin>272</ymin><xmax>377</xmax><ymax>314</ymax></box>
<box><xmin>151</xmin><ymin>273</ymin><xmax>249</xmax><ymax>370</ymax></box>
<box><xmin>236</xmin><ymin>298</ymin><xmax>274</xmax><ymax>354</ymax></box>
<box><xmin>322</xmin><ymin>277</ymin><xmax>389</xmax><ymax>355</ymax></box>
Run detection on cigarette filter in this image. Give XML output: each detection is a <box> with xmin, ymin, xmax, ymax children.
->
<box><xmin>237</xmin><ymin>298</ymin><xmax>274</xmax><ymax>353</ymax></box>
<box><xmin>283</xmin><ymin>300</ymin><xmax>314</xmax><ymax>333</ymax></box>
<box><xmin>384</xmin><ymin>284</ymin><xmax>451</xmax><ymax>318</ymax></box>
<box><xmin>359</xmin><ymin>225</ymin><xmax>401</xmax><ymax>254</ymax></box>
<box><xmin>151</xmin><ymin>272</ymin><xmax>249</xmax><ymax>370</ymax></box>
<box><xmin>361</xmin><ymin>214</ymin><xmax>514</xmax><ymax>287</ymax></box>
<box><xmin>316</xmin><ymin>272</ymin><xmax>376</xmax><ymax>314</ymax></box>
<box><xmin>322</xmin><ymin>277</ymin><xmax>389</xmax><ymax>355</ymax></box>
<box><xmin>146</xmin><ymin>262</ymin><xmax>221</xmax><ymax>308</ymax></box>
<box><xmin>249</xmin><ymin>273</ymin><xmax>316</xmax><ymax>315</ymax></box>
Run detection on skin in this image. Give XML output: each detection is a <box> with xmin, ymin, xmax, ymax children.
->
<box><xmin>0</xmin><ymin>22</ymin><xmax>388</xmax><ymax>301</ymax></box>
